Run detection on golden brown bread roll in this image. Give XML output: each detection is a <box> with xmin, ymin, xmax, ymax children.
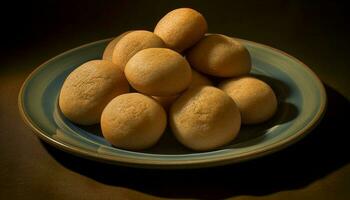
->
<box><xmin>170</xmin><ymin>86</ymin><xmax>241</xmax><ymax>151</ymax></box>
<box><xmin>112</xmin><ymin>30</ymin><xmax>165</xmax><ymax>71</ymax></box>
<box><xmin>154</xmin><ymin>8</ymin><xmax>207</xmax><ymax>52</ymax></box>
<box><xmin>125</xmin><ymin>48</ymin><xmax>192</xmax><ymax>96</ymax></box>
<box><xmin>101</xmin><ymin>93</ymin><xmax>167</xmax><ymax>150</ymax></box>
<box><xmin>59</xmin><ymin>60</ymin><xmax>129</xmax><ymax>125</ymax></box>
<box><xmin>152</xmin><ymin>69</ymin><xmax>212</xmax><ymax>109</ymax></box>
<box><xmin>102</xmin><ymin>31</ymin><xmax>130</xmax><ymax>61</ymax></box>
<box><xmin>219</xmin><ymin>76</ymin><xmax>277</xmax><ymax>124</ymax></box>
<box><xmin>187</xmin><ymin>34</ymin><xmax>251</xmax><ymax>77</ymax></box>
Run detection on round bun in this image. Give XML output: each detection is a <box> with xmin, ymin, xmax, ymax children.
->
<box><xmin>59</xmin><ymin>60</ymin><xmax>129</xmax><ymax>125</ymax></box>
<box><xmin>187</xmin><ymin>34</ymin><xmax>251</xmax><ymax>77</ymax></box>
<box><xmin>170</xmin><ymin>86</ymin><xmax>241</xmax><ymax>151</ymax></box>
<box><xmin>219</xmin><ymin>76</ymin><xmax>277</xmax><ymax>124</ymax></box>
<box><xmin>125</xmin><ymin>48</ymin><xmax>192</xmax><ymax>96</ymax></box>
<box><xmin>101</xmin><ymin>93</ymin><xmax>167</xmax><ymax>150</ymax></box>
<box><xmin>102</xmin><ymin>31</ymin><xmax>130</xmax><ymax>61</ymax></box>
<box><xmin>152</xmin><ymin>69</ymin><xmax>211</xmax><ymax>109</ymax></box>
<box><xmin>154</xmin><ymin>8</ymin><xmax>207</xmax><ymax>52</ymax></box>
<box><xmin>112</xmin><ymin>30</ymin><xmax>165</xmax><ymax>71</ymax></box>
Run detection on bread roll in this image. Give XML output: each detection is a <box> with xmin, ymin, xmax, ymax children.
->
<box><xmin>152</xmin><ymin>69</ymin><xmax>211</xmax><ymax>109</ymax></box>
<box><xmin>170</xmin><ymin>86</ymin><xmax>241</xmax><ymax>151</ymax></box>
<box><xmin>101</xmin><ymin>93</ymin><xmax>166</xmax><ymax>150</ymax></box>
<box><xmin>102</xmin><ymin>31</ymin><xmax>130</xmax><ymax>61</ymax></box>
<box><xmin>112</xmin><ymin>30</ymin><xmax>165</xmax><ymax>71</ymax></box>
<box><xmin>154</xmin><ymin>8</ymin><xmax>207</xmax><ymax>52</ymax></box>
<box><xmin>187</xmin><ymin>34</ymin><xmax>251</xmax><ymax>77</ymax></box>
<box><xmin>59</xmin><ymin>60</ymin><xmax>129</xmax><ymax>125</ymax></box>
<box><xmin>219</xmin><ymin>76</ymin><xmax>277</xmax><ymax>124</ymax></box>
<box><xmin>125</xmin><ymin>48</ymin><xmax>192</xmax><ymax>96</ymax></box>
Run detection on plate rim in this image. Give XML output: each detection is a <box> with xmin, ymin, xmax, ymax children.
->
<box><xmin>18</xmin><ymin>37</ymin><xmax>327</xmax><ymax>169</ymax></box>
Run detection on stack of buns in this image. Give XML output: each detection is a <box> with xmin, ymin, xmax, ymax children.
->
<box><xmin>59</xmin><ymin>8</ymin><xmax>277</xmax><ymax>151</ymax></box>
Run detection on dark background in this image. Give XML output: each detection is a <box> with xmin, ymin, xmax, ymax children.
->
<box><xmin>1</xmin><ymin>0</ymin><xmax>350</xmax><ymax>199</ymax></box>
<box><xmin>1</xmin><ymin>0</ymin><xmax>350</xmax><ymax>98</ymax></box>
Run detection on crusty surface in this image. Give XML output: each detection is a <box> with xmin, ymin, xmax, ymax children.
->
<box><xmin>101</xmin><ymin>93</ymin><xmax>166</xmax><ymax>150</ymax></box>
<box><xmin>112</xmin><ymin>30</ymin><xmax>165</xmax><ymax>71</ymax></box>
<box><xmin>59</xmin><ymin>60</ymin><xmax>129</xmax><ymax>125</ymax></box>
<box><xmin>187</xmin><ymin>34</ymin><xmax>251</xmax><ymax>77</ymax></box>
<box><xmin>125</xmin><ymin>48</ymin><xmax>192</xmax><ymax>96</ymax></box>
<box><xmin>219</xmin><ymin>76</ymin><xmax>277</xmax><ymax>124</ymax></box>
<box><xmin>102</xmin><ymin>31</ymin><xmax>130</xmax><ymax>62</ymax></box>
<box><xmin>154</xmin><ymin>8</ymin><xmax>207</xmax><ymax>52</ymax></box>
<box><xmin>170</xmin><ymin>86</ymin><xmax>241</xmax><ymax>151</ymax></box>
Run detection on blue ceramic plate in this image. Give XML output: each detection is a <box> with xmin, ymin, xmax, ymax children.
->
<box><xmin>18</xmin><ymin>38</ymin><xmax>326</xmax><ymax>169</ymax></box>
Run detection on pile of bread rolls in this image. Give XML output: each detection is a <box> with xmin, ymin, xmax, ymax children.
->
<box><xmin>59</xmin><ymin>8</ymin><xmax>277</xmax><ymax>151</ymax></box>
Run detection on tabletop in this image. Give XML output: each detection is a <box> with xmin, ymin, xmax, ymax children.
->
<box><xmin>1</xmin><ymin>0</ymin><xmax>350</xmax><ymax>199</ymax></box>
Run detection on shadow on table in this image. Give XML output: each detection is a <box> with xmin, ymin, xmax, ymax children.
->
<box><xmin>42</xmin><ymin>84</ymin><xmax>350</xmax><ymax>199</ymax></box>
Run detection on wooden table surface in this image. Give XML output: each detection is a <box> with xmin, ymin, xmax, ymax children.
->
<box><xmin>1</xmin><ymin>1</ymin><xmax>350</xmax><ymax>199</ymax></box>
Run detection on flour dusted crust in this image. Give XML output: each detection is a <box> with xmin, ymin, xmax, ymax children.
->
<box><xmin>102</xmin><ymin>31</ymin><xmax>130</xmax><ymax>61</ymax></box>
<box><xmin>154</xmin><ymin>8</ymin><xmax>207</xmax><ymax>52</ymax></box>
<box><xmin>125</xmin><ymin>48</ymin><xmax>192</xmax><ymax>96</ymax></box>
<box><xmin>187</xmin><ymin>34</ymin><xmax>251</xmax><ymax>77</ymax></box>
<box><xmin>170</xmin><ymin>86</ymin><xmax>241</xmax><ymax>151</ymax></box>
<box><xmin>101</xmin><ymin>93</ymin><xmax>166</xmax><ymax>150</ymax></box>
<box><xmin>219</xmin><ymin>76</ymin><xmax>277</xmax><ymax>124</ymax></box>
<box><xmin>59</xmin><ymin>60</ymin><xmax>129</xmax><ymax>125</ymax></box>
<box><xmin>112</xmin><ymin>30</ymin><xmax>165</xmax><ymax>71</ymax></box>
